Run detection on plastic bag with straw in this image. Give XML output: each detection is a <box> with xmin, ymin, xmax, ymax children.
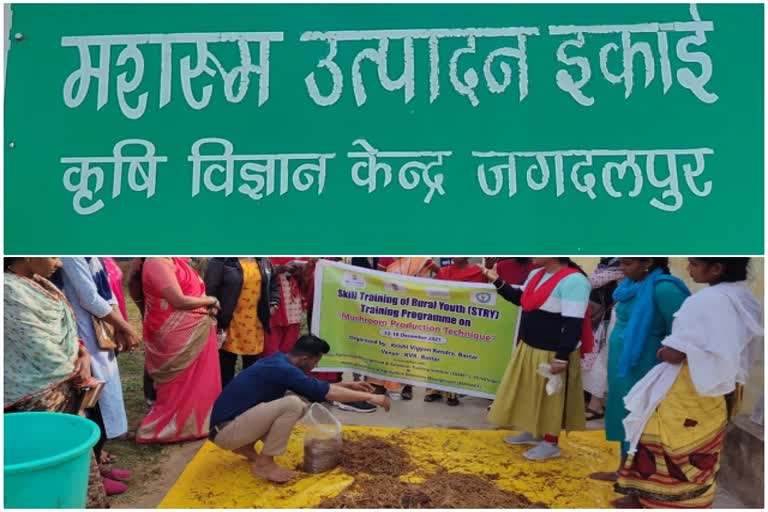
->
<box><xmin>303</xmin><ymin>402</ymin><xmax>343</xmax><ymax>473</ymax></box>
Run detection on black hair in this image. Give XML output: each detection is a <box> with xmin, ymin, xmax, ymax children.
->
<box><xmin>693</xmin><ymin>257</ymin><xmax>750</xmax><ymax>282</ymax></box>
<box><xmin>648</xmin><ymin>257</ymin><xmax>671</xmax><ymax>274</ymax></box>
<box><xmin>4</xmin><ymin>257</ymin><xmax>22</xmax><ymax>270</ymax></box>
<box><xmin>557</xmin><ymin>257</ymin><xmax>587</xmax><ymax>276</ymax></box>
<box><xmin>515</xmin><ymin>257</ymin><xmax>532</xmax><ymax>265</ymax></box>
<box><xmin>290</xmin><ymin>334</ymin><xmax>331</xmax><ymax>357</ymax></box>
<box><xmin>623</xmin><ymin>257</ymin><xmax>671</xmax><ymax>275</ymax></box>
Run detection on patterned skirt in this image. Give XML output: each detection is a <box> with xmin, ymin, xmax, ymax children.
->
<box><xmin>615</xmin><ymin>365</ymin><xmax>727</xmax><ymax>508</ymax></box>
<box><xmin>5</xmin><ymin>379</ymin><xmax>110</xmax><ymax>509</ymax></box>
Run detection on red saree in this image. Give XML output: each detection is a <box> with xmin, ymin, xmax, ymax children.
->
<box><xmin>136</xmin><ymin>258</ymin><xmax>221</xmax><ymax>443</ymax></box>
<box><xmin>436</xmin><ymin>264</ymin><xmax>487</xmax><ymax>283</ymax></box>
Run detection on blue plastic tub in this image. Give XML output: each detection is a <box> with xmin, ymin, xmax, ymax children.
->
<box><xmin>4</xmin><ymin>412</ymin><xmax>100</xmax><ymax>508</ymax></box>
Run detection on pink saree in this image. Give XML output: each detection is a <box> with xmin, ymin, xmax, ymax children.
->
<box><xmin>136</xmin><ymin>258</ymin><xmax>221</xmax><ymax>443</ymax></box>
<box><xmin>103</xmin><ymin>257</ymin><xmax>127</xmax><ymax>320</ymax></box>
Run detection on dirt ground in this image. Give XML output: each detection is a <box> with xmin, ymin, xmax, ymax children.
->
<box><xmin>113</xmin><ymin>440</ymin><xmax>203</xmax><ymax>509</ymax></box>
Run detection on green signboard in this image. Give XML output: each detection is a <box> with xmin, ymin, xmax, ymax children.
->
<box><xmin>4</xmin><ymin>3</ymin><xmax>763</xmax><ymax>254</ymax></box>
<box><xmin>311</xmin><ymin>261</ymin><xmax>521</xmax><ymax>397</ymax></box>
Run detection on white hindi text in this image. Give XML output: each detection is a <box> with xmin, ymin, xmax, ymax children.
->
<box><xmin>59</xmin><ymin>6</ymin><xmax>719</xmax><ymax>115</ymax></box>
<box><xmin>59</xmin><ymin>140</ymin><xmax>714</xmax><ymax>215</ymax></box>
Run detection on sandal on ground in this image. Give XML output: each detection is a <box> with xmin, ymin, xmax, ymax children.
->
<box><xmin>401</xmin><ymin>386</ymin><xmax>413</xmax><ymax>400</ymax></box>
<box><xmin>585</xmin><ymin>408</ymin><xmax>605</xmax><ymax>421</ymax></box>
<box><xmin>447</xmin><ymin>397</ymin><xmax>460</xmax><ymax>406</ymax></box>
<box><xmin>102</xmin><ymin>477</ymin><xmax>128</xmax><ymax>496</ymax></box>
<box><xmin>424</xmin><ymin>393</ymin><xmax>443</xmax><ymax>403</ymax></box>
<box><xmin>102</xmin><ymin>468</ymin><xmax>133</xmax><ymax>482</ymax></box>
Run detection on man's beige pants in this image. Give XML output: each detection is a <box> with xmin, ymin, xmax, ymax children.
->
<box><xmin>212</xmin><ymin>396</ymin><xmax>308</xmax><ymax>456</ymax></box>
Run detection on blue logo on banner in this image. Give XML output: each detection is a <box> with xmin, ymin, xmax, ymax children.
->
<box><xmin>475</xmin><ymin>292</ymin><xmax>492</xmax><ymax>304</ymax></box>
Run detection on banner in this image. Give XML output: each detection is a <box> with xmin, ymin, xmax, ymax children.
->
<box><xmin>310</xmin><ymin>260</ymin><xmax>521</xmax><ymax>398</ymax></box>
<box><xmin>4</xmin><ymin>4</ymin><xmax>763</xmax><ymax>255</ymax></box>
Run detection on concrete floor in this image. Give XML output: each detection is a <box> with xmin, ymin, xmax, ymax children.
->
<box><xmin>317</xmin><ymin>376</ymin><xmax>612</xmax><ymax>431</ymax></box>
<box><xmin>314</xmin><ymin>379</ymin><xmax>748</xmax><ymax>508</ymax></box>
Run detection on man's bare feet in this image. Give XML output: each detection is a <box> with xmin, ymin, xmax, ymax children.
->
<box><xmin>590</xmin><ymin>471</ymin><xmax>619</xmax><ymax>482</ymax></box>
<box><xmin>233</xmin><ymin>445</ymin><xmax>259</xmax><ymax>462</ymax></box>
<box><xmin>611</xmin><ymin>495</ymin><xmax>641</xmax><ymax>509</ymax></box>
<box><xmin>250</xmin><ymin>456</ymin><xmax>296</xmax><ymax>483</ymax></box>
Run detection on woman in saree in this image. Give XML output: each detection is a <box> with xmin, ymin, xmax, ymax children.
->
<box><xmin>136</xmin><ymin>257</ymin><xmax>222</xmax><ymax>443</ymax></box>
<box><xmin>4</xmin><ymin>257</ymin><xmax>110</xmax><ymax>507</ymax></box>
<box><xmin>482</xmin><ymin>257</ymin><xmax>592</xmax><ymax>461</ymax></box>
<box><xmin>103</xmin><ymin>257</ymin><xmax>128</xmax><ymax>321</ymax></box>
<box><xmin>615</xmin><ymin>258</ymin><xmax>761</xmax><ymax>508</ymax></box>
<box><xmin>591</xmin><ymin>258</ymin><xmax>690</xmax><ymax>482</ymax></box>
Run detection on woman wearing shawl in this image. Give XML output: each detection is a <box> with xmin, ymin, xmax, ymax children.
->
<box><xmin>482</xmin><ymin>257</ymin><xmax>593</xmax><ymax>461</ymax></box>
<box><xmin>265</xmin><ymin>257</ymin><xmax>306</xmax><ymax>356</ymax></box>
<box><xmin>4</xmin><ymin>257</ymin><xmax>110</xmax><ymax>508</ymax></box>
<box><xmin>591</xmin><ymin>258</ymin><xmax>690</xmax><ymax>482</ymax></box>
<box><xmin>582</xmin><ymin>257</ymin><xmax>625</xmax><ymax>421</ymax></box>
<box><xmin>137</xmin><ymin>257</ymin><xmax>222</xmax><ymax>443</ymax></box>
<box><xmin>614</xmin><ymin>258</ymin><xmax>761</xmax><ymax>508</ymax></box>
<box><xmin>57</xmin><ymin>258</ymin><xmax>140</xmax><ymax>444</ymax></box>
<box><xmin>425</xmin><ymin>258</ymin><xmax>488</xmax><ymax>406</ymax></box>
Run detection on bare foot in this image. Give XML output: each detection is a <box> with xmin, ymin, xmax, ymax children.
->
<box><xmin>250</xmin><ymin>460</ymin><xmax>296</xmax><ymax>483</ymax></box>
<box><xmin>233</xmin><ymin>445</ymin><xmax>259</xmax><ymax>462</ymax></box>
<box><xmin>611</xmin><ymin>495</ymin><xmax>641</xmax><ymax>509</ymax></box>
<box><xmin>590</xmin><ymin>471</ymin><xmax>618</xmax><ymax>482</ymax></box>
